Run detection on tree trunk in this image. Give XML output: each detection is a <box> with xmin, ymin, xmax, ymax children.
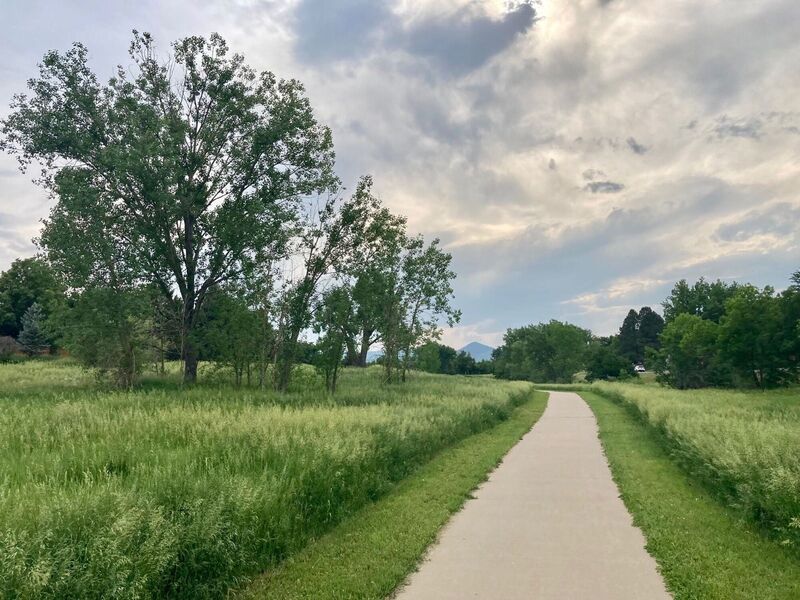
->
<box><xmin>345</xmin><ymin>337</ymin><xmax>359</xmax><ymax>366</ymax></box>
<box><xmin>183</xmin><ymin>342</ymin><xmax>199</xmax><ymax>383</ymax></box>
<box><xmin>274</xmin><ymin>326</ymin><xmax>301</xmax><ymax>392</ymax></box>
<box><xmin>182</xmin><ymin>303</ymin><xmax>199</xmax><ymax>384</ymax></box>
<box><xmin>358</xmin><ymin>329</ymin><xmax>373</xmax><ymax>367</ymax></box>
<box><xmin>182</xmin><ymin>214</ymin><xmax>198</xmax><ymax>384</ymax></box>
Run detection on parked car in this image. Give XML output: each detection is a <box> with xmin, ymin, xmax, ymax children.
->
<box><xmin>633</xmin><ymin>364</ymin><xmax>646</xmax><ymax>373</ymax></box>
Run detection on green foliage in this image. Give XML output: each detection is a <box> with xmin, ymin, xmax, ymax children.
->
<box><xmin>452</xmin><ymin>350</ymin><xmax>478</xmax><ymax>375</ymax></box>
<box><xmin>380</xmin><ymin>237</ymin><xmax>460</xmax><ymax>383</ymax></box>
<box><xmin>54</xmin><ymin>288</ymin><xmax>152</xmax><ymax>387</ymax></box>
<box><xmin>1</xmin><ymin>34</ymin><xmax>460</xmax><ymax>391</ymax></box>
<box><xmin>493</xmin><ymin>320</ymin><xmax>591</xmax><ymax>383</ymax></box>
<box><xmin>586</xmin><ymin>382</ymin><xmax>800</xmax><ymax>550</ymax></box>
<box><xmin>200</xmin><ymin>290</ymin><xmax>259</xmax><ymax>387</ymax></box>
<box><xmin>312</xmin><ymin>286</ymin><xmax>354</xmax><ymax>392</ymax></box>
<box><xmin>718</xmin><ymin>285</ymin><xmax>789</xmax><ymax>388</ymax></box>
<box><xmin>650</xmin><ymin>313</ymin><xmax>728</xmax><ymax>388</ymax></box>
<box><xmin>413</xmin><ymin>341</ymin><xmax>446</xmax><ymax>373</ymax></box>
<box><xmin>0</xmin><ymin>257</ymin><xmax>63</xmax><ymax>338</ymax></box>
<box><xmin>346</xmin><ymin>193</ymin><xmax>408</xmax><ymax>367</ymax></box>
<box><xmin>662</xmin><ymin>278</ymin><xmax>740</xmax><ymax>323</ymax></box>
<box><xmin>653</xmin><ymin>277</ymin><xmax>800</xmax><ymax>389</ymax></box>
<box><xmin>0</xmin><ymin>361</ymin><xmax>529</xmax><ymax>599</ymax></box>
<box><xmin>412</xmin><ymin>342</ymin><xmax>479</xmax><ymax>375</ymax></box>
<box><xmin>272</xmin><ymin>177</ymin><xmax>387</xmax><ymax>391</ymax></box>
<box><xmin>2</xmin><ymin>32</ymin><xmax>336</xmax><ymax>383</ymax></box>
<box><xmin>585</xmin><ymin>340</ymin><xmax>634</xmax><ymax>381</ymax></box>
<box><xmin>638</xmin><ymin>306</ymin><xmax>664</xmax><ymax>350</ymax></box>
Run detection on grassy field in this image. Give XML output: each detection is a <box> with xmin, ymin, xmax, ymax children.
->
<box><xmin>0</xmin><ymin>360</ymin><xmax>533</xmax><ymax>599</ymax></box>
<box><xmin>238</xmin><ymin>391</ymin><xmax>548</xmax><ymax>599</ymax></box>
<box><xmin>583</xmin><ymin>390</ymin><xmax>800</xmax><ymax>599</ymax></box>
<box><xmin>582</xmin><ymin>382</ymin><xmax>800</xmax><ymax>548</ymax></box>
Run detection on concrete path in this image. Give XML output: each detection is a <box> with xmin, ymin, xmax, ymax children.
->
<box><xmin>394</xmin><ymin>391</ymin><xmax>670</xmax><ymax>599</ymax></box>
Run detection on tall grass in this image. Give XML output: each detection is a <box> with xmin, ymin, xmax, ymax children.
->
<box><xmin>0</xmin><ymin>361</ymin><xmax>532</xmax><ymax>599</ymax></box>
<box><xmin>588</xmin><ymin>382</ymin><xmax>800</xmax><ymax>547</ymax></box>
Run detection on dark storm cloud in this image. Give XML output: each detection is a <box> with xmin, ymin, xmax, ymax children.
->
<box><xmin>291</xmin><ymin>0</ymin><xmax>538</xmax><ymax>74</ymax></box>
<box><xmin>584</xmin><ymin>181</ymin><xmax>624</xmax><ymax>193</ymax></box>
<box><xmin>291</xmin><ymin>0</ymin><xmax>392</xmax><ymax>63</ymax></box>
<box><xmin>396</xmin><ymin>2</ymin><xmax>537</xmax><ymax>74</ymax></box>
<box><xmin>626</xmin><ymin>137</ymin><xmax>648</xmax><ymax>154</ymax></box>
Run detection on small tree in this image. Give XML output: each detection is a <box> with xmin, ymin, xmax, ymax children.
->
<box><xmin>453</xmin><ymin>351</ymin><xmax>477</xmax><ymax>375</ymax></box>
<box><xmin>719</xmin><ymin>286</ymin><xmax>785</xmax><ymax>388</ymax></box>
<box><xmin>347</xmin><ymin>204</ymin><xmax>408</xmax><ymax>366</ymax></box>
<box><xmin>201</xmin><ymin>289</ymin><xmax>259</xmax><ymax>387</ymax></box>
<box><xmin>493</xmin><ymin>321</ymin><xmax>591</xmax><ymax>383</ymax></box>
<box><xmin>385</xmin><ymin>237</ymin><xmax>460</xmax><ymax>383</ymax></box>
<box><xmin>273</xmin><ymin>177</ymin><xmax>383</xmax><ymax>391</ymax></box>
<box><xmin>586</xmin><ymin>341</ymin><xmax>634</xmax><ymax>381</ymax></box>
<box><xmin>651</xmin><ymin>313</ymin><xmax>727</xmax><ymax>388</ymax></box>
<box><xmin>312</xmin><ymin>286</ymin><xmax>353</xmax><ymax>393</ymax></box>
<box><xmin>55</xmin><ymin>288</ymin><xmax>151</xmax><ymax>387</ymax></box>
<box><xmin>18</xmin><ymin>302</ymin><xmax>49</xmax><ymax>355</ymax></box>
<box><xmin>413</xmin><ymin>341</ymin><xmax>442</xmax><ymax>373</ymax></box>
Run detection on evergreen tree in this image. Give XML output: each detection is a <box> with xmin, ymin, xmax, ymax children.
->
<box><xmin>18</xmin><ymin>302</ymin><xmax>49</xmax><ymax>355</ymax></box>
<box><xmin>638</xmin><ymin>306</ymin><xmax>665</xmax><ymax>351</ymax></box>
<box><xmin>618</xmin><ymin>309</ymin><xmax>640</xmax><ymax>362</ymax></box>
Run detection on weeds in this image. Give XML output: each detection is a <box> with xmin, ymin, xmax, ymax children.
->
<box><xmin>0</xmin><ymin>361</ymin><xmax>531</xmax><ymax>599</ymax></box>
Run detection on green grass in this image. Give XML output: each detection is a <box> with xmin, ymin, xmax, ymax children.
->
<box><xmin>582</xmin><ymin>390</ymin><xmax>800</xmax><ymax>599</ymax></box>
<box><xmin>0</xmin><ymin>361</ymin><xmax>533</xmax><ymax>599</ymax></box>
<box><xmin>583</xmin><ymin>382</ymin><xmax>800</xmax><ymax>546</ymax></box>
<box><xmin>236</xmin><ymin>390</ymin><xmax>548</xmax><ymax>600</ymax></box>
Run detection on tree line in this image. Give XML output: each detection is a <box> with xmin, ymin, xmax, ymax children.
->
<box><xmin>493</xmin><ymin>272</ymin><xmax>800</xmax><ymax>389</ymax></box>
<box><xmin>0</xmin><ymin>32</ymin><xmax>458</xmax><ymax>389</ymax></box>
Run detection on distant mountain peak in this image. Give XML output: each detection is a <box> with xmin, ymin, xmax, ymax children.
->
<box><xmin>459</xmin><ymin>341</ymin><xmax>494</xmax><ymax>361</ymax></box>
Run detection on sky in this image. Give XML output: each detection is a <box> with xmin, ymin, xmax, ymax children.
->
<box><xmin>1</xmin><ymin>0</ymin><xmax>799</xmax><ymax>348</ymax></box>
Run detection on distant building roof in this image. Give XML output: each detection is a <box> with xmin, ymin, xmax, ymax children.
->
<box><xmin>0</xmin><ymin>336</ymin><xmax>23</xmax><ymax>354</ymax></box>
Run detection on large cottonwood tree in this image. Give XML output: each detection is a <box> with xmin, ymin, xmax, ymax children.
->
<box><xmin>1</xmin><ymin>32</ymin><xmax>336</xmax><ymax>382</ymax></box>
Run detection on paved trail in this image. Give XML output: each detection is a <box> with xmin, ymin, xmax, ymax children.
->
<box><xmin>394</xmin><ymin>391</ymin><xmax>670</xmax><ymax>599</ymax></box>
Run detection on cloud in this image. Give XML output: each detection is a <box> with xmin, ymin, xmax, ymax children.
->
<box><xmin>626</xmin><ymin>137</ymin><xmax>648</xmax><ymax>154</ymax></box>
<box><xmin>291</xmin><ymin>0</ymin><xmax>392</xmax><ymax>64</ymax></box>
<box><xmin>582</xmin><ymin>168</ymin><xmax>605</xmax><ymax>181</ymax></box>
<box><xmin>396</xmin><ymin>2</ymin><xmax>537</xmax><ymax>74</ymax></box>
<box><xmin>2</xmin><ymin>0</ymin><xmax>800</xmax><ymax>341</ymax></box>
<box><xmin>291</xmin><ymin>0</ymin><xmax>538</xmax><ymax>75</ymax></box>
<box><xmin>713</xmin><ymin>115</ymin><xmax>763</xmax><ymax>139</ymax></box>
<box><xmin>584</xmin><ymin>181</ymin><xmax>624</xmax><ymax>193</ymax></box>
<box><xmin>715</xmin><ymin>203</ymin><xmax>800</xmax><ymax>242</ymax></box>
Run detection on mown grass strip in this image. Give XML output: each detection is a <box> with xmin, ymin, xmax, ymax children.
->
<box><xmin>581</xmin><ymin>391</ymin><xmax>800</xmax><ymax>600</ymax></box>
<box><xmin>236</xmin><ymin>390</ymin><xmax>548</xmax><ymax>600</ymax></box>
